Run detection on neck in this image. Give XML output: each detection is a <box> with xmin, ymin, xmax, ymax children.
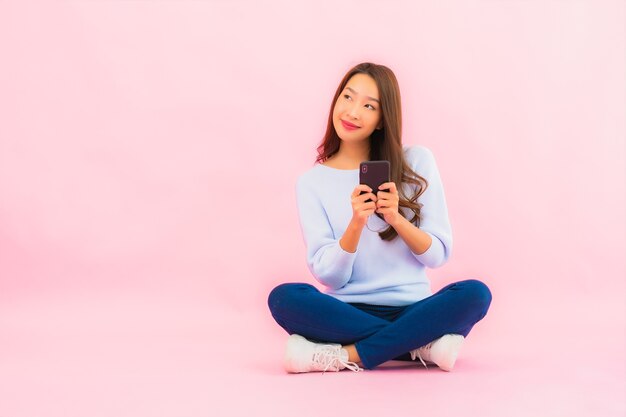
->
<box><xmin>335</xmin><ymin>140</ymin><xmax>370</xmax><ymax>163</ymax></box>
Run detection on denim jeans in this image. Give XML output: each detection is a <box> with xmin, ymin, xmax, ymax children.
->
<box><xmin>267</xmin><ymin>279</ymin><xmax>492</xmax><ymax>369</ymax></box>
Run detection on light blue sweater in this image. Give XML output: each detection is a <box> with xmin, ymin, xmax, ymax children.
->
<box><xmin>295</xmin><ymin>145</ymin><xmax>453</xmax><ymax>306</ymax></box>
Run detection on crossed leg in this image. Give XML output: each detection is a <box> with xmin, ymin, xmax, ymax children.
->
<box><xmin>268</xmin><ymin>279</ymin><xmax>492</xmax><ymax>370</ymax></box>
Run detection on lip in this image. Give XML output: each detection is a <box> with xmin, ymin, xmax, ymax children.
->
<box><xmin>341</xmin><ymin>120</ymin><xmax>360</xmax><ymax>130</ymax></box>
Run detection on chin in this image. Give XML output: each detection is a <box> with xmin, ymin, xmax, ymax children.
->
<box><xmin>338</xmin><ymin>134</ymin><xmax>370</xmax><ymax>143</ymax></box>
<box><xmin>334</xmin><ymin>121</ymin><xmax>373</xmax><ymax>142</ymax></box>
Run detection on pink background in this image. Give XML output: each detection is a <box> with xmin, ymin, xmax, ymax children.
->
<box><xmin>1</xmin><ymin>1</ymin><xmax>624</xmax><ymax>416</ymax></box>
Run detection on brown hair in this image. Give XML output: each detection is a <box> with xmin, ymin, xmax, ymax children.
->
<box><xmin>316</xmin><ymin>62</ymin><xmax>428</xmax><ymax>241</ymax></box>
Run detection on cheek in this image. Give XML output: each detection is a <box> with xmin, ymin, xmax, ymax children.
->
<box><xmin>365</xmin><ymin>113</ymin><xmax>382</xmax><ymax>130</ymax></box>
<box><xmin>331</xmin><ymin>104</ymin><xmax>342</xmax><ymax>129</ymax></box>
<box><xmin>332</xmin><ymin>103</ymin><xmax>341</xmax><ymax>118</ymax></box>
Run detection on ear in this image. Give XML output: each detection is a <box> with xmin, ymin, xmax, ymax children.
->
<box><xmin>376</xmin><ymin>122</ymin><xmax>383</xmax><ymax>130</ymax></box>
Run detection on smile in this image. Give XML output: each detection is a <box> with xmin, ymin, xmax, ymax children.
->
<box><xmin>341</xmin><ymin>120</ymin><xmax>360</xmax><ymax>131</ymax></box>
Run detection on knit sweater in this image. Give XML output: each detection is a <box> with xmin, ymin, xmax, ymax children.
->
<box><xmin>295</xmin><ymin>145</ymin><xmax>453</xmax><ymax>306</ymax></box>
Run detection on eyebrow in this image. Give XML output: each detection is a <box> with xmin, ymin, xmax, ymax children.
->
<box><xmin>345</xmin><ymin>87</ymin><xmax>380</xmax><ymax>103</ymax></box>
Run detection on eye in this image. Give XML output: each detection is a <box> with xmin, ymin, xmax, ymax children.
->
<box><xmin>343</xmin><ymin>94</ymin><xmax>352</xmax><ymax>100</ymax></box>
<box><xmin>365</xmin><ymin>104</ymin><xmax>376</xmax><ymax>110</ymax></box>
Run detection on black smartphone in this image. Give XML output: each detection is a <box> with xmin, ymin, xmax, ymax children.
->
<box><xmin>359</xmin><ymin>160</ymin><xmax>390</xmax><ymax>201</ymax></box>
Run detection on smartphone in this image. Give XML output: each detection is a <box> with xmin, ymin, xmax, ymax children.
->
<box><xmin>359</xmin><ymin>160</ymin><xmax>390</xmax><ymax>201</ymax></box>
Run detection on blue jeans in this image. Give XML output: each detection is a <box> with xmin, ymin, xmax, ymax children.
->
<box><xmin>267</xmin><ymin>279</ymin><xmax>492</xmax><ymax>369</ymax></box>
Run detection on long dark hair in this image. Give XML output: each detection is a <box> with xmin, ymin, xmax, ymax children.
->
<box><xmin>316</xmin><ymin>62</ymin><xmax>428</xmax><ymax>241</ymax></box>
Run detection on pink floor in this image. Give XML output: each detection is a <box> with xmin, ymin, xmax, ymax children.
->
<box><xmin>1</xmin><ymin>287</ymin><xmax>624</xmax><ymax>417</ymax></box>
<box><xmin>1</xmin><ymin>2</ymin><xmax>624</xmax><ymax>416</ymax></box>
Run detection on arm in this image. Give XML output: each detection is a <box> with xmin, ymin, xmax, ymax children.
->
<box><xmin>339</xmin><ymin>184</ymin><xmax>378</xmax><ymax>253</ymax></box>
<box><xmin>386</xmin><ymin>213</ymin><xmax>433</xmax><ymax>255</ymax></box>
<box><xmin>376</xmin><ymin>147</ymin><xmax>453</xmax><ymax>268</ymax></box>
<box><xmin>296</xmin><ymin>178</ymin><xmax>378</xmax><ymax>289</ymax></box>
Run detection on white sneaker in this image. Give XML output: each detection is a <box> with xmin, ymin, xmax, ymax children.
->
<box><xmin>284</xmin><ymin>334</ymin><xmax>363</xmax><ymax>373</ymax></box>
<box><xmin>410</xmin><ymin>334</ymin><xmax>465</xmax><ymax>372</ymax></box>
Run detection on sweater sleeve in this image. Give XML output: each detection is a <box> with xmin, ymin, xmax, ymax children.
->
<box><xmin>407</xmin><ymin>146</ymin><xmax>453</xmax><ymax>268</ymax></box>
<box><xmin>295</xmin><ymin>175</ymin><xmax>357</xmax><ymax>290</ymax></box>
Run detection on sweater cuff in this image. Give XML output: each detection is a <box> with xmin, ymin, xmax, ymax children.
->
<box><xmin>334</xmin><ymin>243</ymin><xmax>358</xmax><ymax>270</ymax></box>
<box><xmin>412</xmin><ymin>232</ymin><xmax>446</xmax><ymax>268</ymax></box>
<box><xmin>311</xmin><ymin>241</ymin><xmax>359</xmax><ymax>290</ymax></box>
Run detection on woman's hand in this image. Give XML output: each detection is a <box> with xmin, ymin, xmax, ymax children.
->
<box><xmin>339</xmin><ymin>185</ymin><xmax>377</xmax><ymax>253</ymax></box>
<box><xmin>376</xmin><ymin>182</ymin><xmax>401</xmax><ymax>226</ymax></box>
<box><xmin>350</xmin><ymin>184</ymin><xmax>377</xmax><ymax>228</ymax></box>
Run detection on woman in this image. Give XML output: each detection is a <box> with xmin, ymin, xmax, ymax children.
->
<box><xmin>267</xmin><ymin>62</ymin><xmax>492</xmax><ymax>373</ymax></box>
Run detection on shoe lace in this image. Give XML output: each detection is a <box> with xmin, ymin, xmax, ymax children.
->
<box><xmin>313</xmin><ymin>345</ymin><xmax>363</xmax><ymax>373</ymax></box>
<box><xmin>410</xmin><ymin>342</ymin><xmax>432</xmax><ymax>369</ymax></box>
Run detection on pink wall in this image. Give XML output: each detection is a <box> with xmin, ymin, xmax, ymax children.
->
<box><xmin>1</xmin><ymin>2</ymin><xmax>624</xmax><ymax>416</ymax></box>
<box><xmin>1</xmin><ymin>1</ymin><xmax>624</xmax><ymax>312</ymax></box>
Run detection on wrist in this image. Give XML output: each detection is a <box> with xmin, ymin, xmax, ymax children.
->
<box><xmin>350</xmin><ymin>215</ymin><xmax>368</xmax><ymax>230</ymax></box>
<box><xmin>387</xmin><ymin>213</ymin><xmax>407</xmax><ymax>229</ymax></box>
<box><xmin>340</xmin><ymin>219</ymin><xmax>365</xmax><ymax>253</ymax></box>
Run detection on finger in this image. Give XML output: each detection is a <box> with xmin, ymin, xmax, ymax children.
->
<box><xmin>376</xmin><ymin>192</ymin><xmax>399</xmax><ymax>204</ymax></box>
<box><xmin>376</xmin><ymin>207</ymin><xmax>394</xmax><ymax>215</ymax></box>
<box><xmin>358</xmin><ymin>201</ymin><xmax>378</xmax><ymax>211</ymax></box>
<box><xmin>376</xmin><ymin>200</ymin><xmax>397</xmax><ymax>209</ymax></box>
<box><xmin>354</xmin><ymin>193</ymin><xmax>377</xmax><ymax>204</ymax></box>
<box><xmin>364</xmin><ymin>206</ymin><xmax>377</xmax><ymax>214</ymax></box>
<box><xmin>378</xmin><ymin>182</ymin><xmax>398</xmax><ymax>194</ymax></box>
<box><xmin>362</xmin><ymin>208</ymin><xmax>376</xmax><ymax>215</ymax></box>
<box><xmin>376</xmin><ymin>203</ymin><xmax>399</xmax><ymax>213</ymax></box>
<box><xmin>378</xmin><ymin>195</ymin><xmax>399</xmax><ymax>206</ymax></box>
<box><xmin>376</xmin><ymin>191</ymin><xmax>394</xmax><ymax>200</ymax></box>
<box><xmin>353</xmin><ymin>184</ymin><xmax>373</xmax><ymax>198</ymax></box>
<box><xmin>366</xmin><ymin>201</ymin><xmax>378</xmax><ymax>210</ymax></box>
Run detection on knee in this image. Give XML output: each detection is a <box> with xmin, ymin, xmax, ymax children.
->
<box><xmin>267</xmin><ymin>283</ymin><xmax>315</xmax><ymax>314</ymax></box>
<box><xmin>462</xmin><ymin>279</ymin><xmax>493</xmax><ymax>313</ymax></box>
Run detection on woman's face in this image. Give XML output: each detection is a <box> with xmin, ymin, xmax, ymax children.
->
<box><xmin>332</xmin><ymin>73</ymin><xmax>383</xmax><ymax>143</ymax></box>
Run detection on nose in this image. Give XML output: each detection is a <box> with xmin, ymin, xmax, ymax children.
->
<box><xmin>348</xmin><ymin>103</ymin><xmax>360</xmax><ymax>120</ymax></box>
